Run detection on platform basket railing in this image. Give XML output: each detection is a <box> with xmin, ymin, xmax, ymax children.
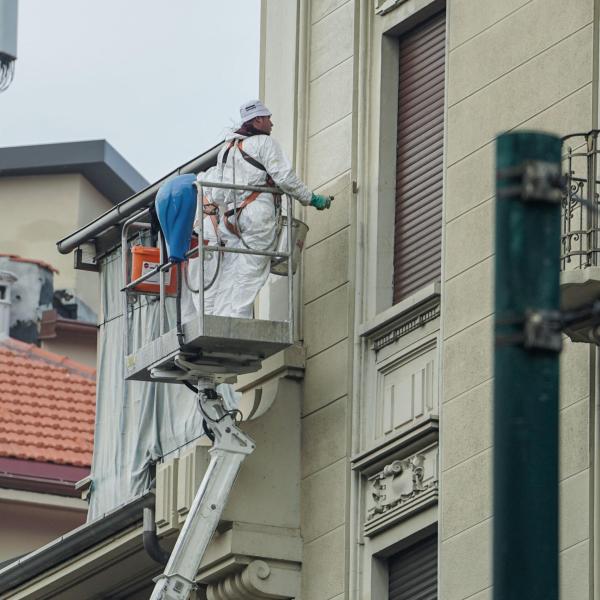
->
<box><xmin>120</xmin><ymin>180</ymin><xmax>295</xmax><ymax>359</ymax></box>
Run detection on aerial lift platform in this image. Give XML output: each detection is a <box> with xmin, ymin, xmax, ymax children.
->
<box><xmin>120</xmin><ymin>179</ymin><xmax>303</xmax><ymax>600</ymax></box>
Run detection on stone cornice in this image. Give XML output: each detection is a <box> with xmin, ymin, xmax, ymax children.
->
<box><xmin>205</xmin><ymin>559</ymin><xmax>300</xmax><ymax>600</ymax></box>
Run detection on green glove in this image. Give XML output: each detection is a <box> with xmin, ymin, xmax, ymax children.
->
<box><xmin>310</xmin><ymin>193</ymin><xmax>332</xmax><ymax>210</ymax></box>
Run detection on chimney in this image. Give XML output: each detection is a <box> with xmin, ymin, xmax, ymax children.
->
<box><xmin>0</xmin><ymin>270</ymin><xmax>17</xmax><ymax>337</ymax></box>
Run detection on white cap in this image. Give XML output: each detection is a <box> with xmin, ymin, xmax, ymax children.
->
<box><xmin>240</xmin><ymin>99</ymin><xmax>272</xmax><ymax>124</ymax></box>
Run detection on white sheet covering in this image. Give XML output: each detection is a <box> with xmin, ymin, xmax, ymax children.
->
<box><xmin>87</xmin><ymin>251</ymin><xmax>204</xmax><ymax>521</ymax></box>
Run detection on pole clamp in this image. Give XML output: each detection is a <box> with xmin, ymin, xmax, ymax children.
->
<box><xmin>497</xmin><ymin>160</ymin><xmax>564</xmax><ymax>203</ymax></box>
<box><xmin>497</xmin><ymin>309</ymin><xmax>563</xmax><ymax>352</ymax></box>
<box><xmin>523</xmin><ymin>309</ymin><xmax>563</xmax><ymax>352</ymax></box>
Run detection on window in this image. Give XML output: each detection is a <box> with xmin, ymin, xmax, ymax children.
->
<box><xmin>388</xmin><ymin>533</ymin><xmax>437</xmax><ymax>599</ymax></box>
<box><xmin>393</xmin><ymin>11</ymin><xmax>445</xmax><ymax>304</ymax></box>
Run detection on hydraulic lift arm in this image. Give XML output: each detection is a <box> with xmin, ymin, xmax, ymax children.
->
<box><xmin>150</xmin><ymin>385</ymin><xmax>255</xmax><ymax>600</ymax></box>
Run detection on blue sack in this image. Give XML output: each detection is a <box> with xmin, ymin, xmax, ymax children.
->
<box><xmin>155</xmin><ymin>174</ymin><xmax>197</xmax><ymax>263</ymax></box>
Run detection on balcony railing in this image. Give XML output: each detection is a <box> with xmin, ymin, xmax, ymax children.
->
<box><xmin>562</xmin><ymin>130</ymin><xmax>600</xmax><ymax>270</ymax></box>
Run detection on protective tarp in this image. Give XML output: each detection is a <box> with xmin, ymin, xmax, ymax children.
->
<box><xmin>87</xmin><ymin>250</ymin><xmax>204</xmax><ymax>521</ymax></box>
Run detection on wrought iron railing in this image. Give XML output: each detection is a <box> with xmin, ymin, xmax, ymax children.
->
<box><xmin>562</xmin><ymin>130</ymin><xmax>600</xmax><ymax>270</ymax></box>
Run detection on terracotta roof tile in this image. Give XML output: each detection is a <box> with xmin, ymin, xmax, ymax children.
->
<box><xmin>0</xmin><ymin>337</ymin><xmax>96</xmax><ymax>467</ymax></box>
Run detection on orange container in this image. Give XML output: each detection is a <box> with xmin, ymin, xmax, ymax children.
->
<box><xmin>130</xmin><ymin>246</ymin><xmax>177</xmax><ymax>295</ymax></box>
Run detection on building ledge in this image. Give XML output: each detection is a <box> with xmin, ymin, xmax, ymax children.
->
<box><xmin>560</xmin><ymin>268</ymin><xmax>600</xmax><ymax>343</ymax></box>
<box><xmin>198</xmin><ymin>521</ymin><xmax>302</xmax><ymax>584</ymax></box>
<box><xmin>359</xmin><ymin>282</ymin><xmax>441</xmax><ymax>340</ymax></box>
<box><xmin>351</xmin><ymin>417</ymin><xmax>439</xmax><ymax>475</ymax></box>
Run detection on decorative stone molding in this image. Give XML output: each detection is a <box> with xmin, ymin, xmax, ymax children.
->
<box><xmin>206</xmin><ymin>560</ymin><xmax>300</xmax><ymax>600</ymax></box>
<box><xmin>364</xmin><ymin>444</ymin><xmax>438</xmax><ymax>537</ymax></box>
<box><xmin>372</xmin><ymin>303</ymin><xmax>440</xmax><ymax>352</ymax></box>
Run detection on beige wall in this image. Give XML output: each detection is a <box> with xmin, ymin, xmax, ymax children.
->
<box><xmin>0</xmin><ymin>490</ymin><xmax>87</xmax><ymax>563</ymax></box>
<box><xmin>41</xmin><ymin>335</ymin><xmax>97</xmax><ymax>369</ymax></box>
<box><xmin>0</xmin><ymin>173</ymin><xmax>112</xmax><ymax>316</ymax></box>
<box><xmin>441</xmin><ymin>1</ymin><xmax>595</xmax><ymax>599</ymax></box>
<box><xmin>299</xmin><ymin>2</ymin><xmax>355</xmax><ymax>599</ymax></box>
<box><xmin>261</xmin><ymin>1</ymin><xmax>357</xmax><ymax>598</ymax></box>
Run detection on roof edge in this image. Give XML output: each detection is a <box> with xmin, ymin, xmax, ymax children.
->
<box><xmin>0</xmin><ymin>140</ymin><xmax>148</xmax><ymax>204</ymax></box>
<box><xmin>0</xmin><ymin>492</ymin><xmax>153</xmax><ymax>593</ymax></box>
<box><xmin>56</xmin><ymin>142</ymin><xmax>222</xmax><ymax>255</ymax></box>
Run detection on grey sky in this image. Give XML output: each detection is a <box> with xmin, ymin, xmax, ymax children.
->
<box><xmin>0</xmin><ymin>0</ymin><xmax>260</xmax><ymax>182</ymax></box>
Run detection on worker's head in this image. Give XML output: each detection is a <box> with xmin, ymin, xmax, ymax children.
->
<box><xmin>239</xmin><ymin>99</ymin><xmax>273</xmax><ymax>135</ymax></box>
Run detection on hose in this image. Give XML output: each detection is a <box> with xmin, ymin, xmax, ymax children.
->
<box><xmin>176</xmin><ymin>262</ymin><xmax>185</xmax><ymax>348</ymax></box>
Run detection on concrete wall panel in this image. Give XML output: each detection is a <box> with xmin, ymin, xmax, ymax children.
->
<box><xmin>441</xmin><ymin>450</ymin><xmax>491</xmax><ymax>541</ymax></box>
<box><xmin>311</xmin><ymin>0</ymin><xmax>349</xmax><ymax>25</ymax></box>
<box><xmin>301</xmin><ymin>396</ymin><xmax>347</xmax><ymax>477</ymax></box>
<box><xmin>304</xmin><ymin>172</ymin><xmax>352</xmax><ymax>247</ymax></box>
<box><xmin>308</xmin><ymin>58</ymin><xmax>354</xmax><ymax>136</ymax></box>
<box><xmin>560</xmin><ymin>540</ymin><xmax>590</xmax><ymax>600</ymax></box>
<box><xmin>522</xmin><ymin>81</ymin><xmax>592</xmax><ymax>135</ymax></box>
<box><xmin>303</xmin><ymin>339</ymin><xmax>349</xmax><ymax>416</ymax></box>
<box><xmin>306</xmin><ymin>115</ymin><xmax>353</xmax><ymax>189</ymax></box>
<box><xmin>440</xmin><ymin>519</ymin><xmax>492</xmax><ymax>600</ymax></box>
<box><xmin>447</xmin><ymin>24</ymin><xmax>592</xmax><ymax>165</ymax></box>
<box><xmin>302</xmin><ymin>526</ymin><xmax>345</xmax><ymax>600</ymax></box>
<box><xmin>445</xmin><ymin>199</ymin><xmax>494</xmax><ymax>284</ymax></box>
<box><xmin>303</xmin><ymin>227</ymin><xmax>349</xmax><ymax>303</ymax></box>
<box><xmin>448</xmin><ymin>0</ymin><xmax>529</xmax><ymax>50</ymax></box>
<box><xmin>446</xmin><ymin>144</ymin><xmax>494</xmax><ymax>223</ymax></box>
<box><xmin>560</xmin><ymin>339</ymin><xmax>590</xmax><ymax>409</ymax></box>
<box><xmin>442</xmin><ymin>380</ymin><xmax>492</xmax><ymax>471</ymax></box>
<box><xmin>559</xmin><ymin>470</ymin><xmax>589</xmax><ymax>551</ymax></box>
<box><xmin>444</xmin><ymin>257</ymin><xmax>493</xmax><ymax>338</ymax></box>
<box><xmin>448</xmin><ymin>0</ymin><xmax>592</xmax><ymax>106</ymax></box>
<box><xmin>262</xmin><ymin>0</ymin><xmax>299</xmax><ymax>156</ymax></box>
<box><xmin>443</xmin><ymin>317</ymin><xmax>493</xmax><ymax>402</ymax></box>
<box><xmin>304</xmin><ymin>283</ymin><xmax>349</xmax><ymax>357</ymax></box>
<box><xmin>301</xmin><ymin>458</ymin><xmax>346</xmax><ymax>542</ymax></box>
<box><xmin>309</xmin><ymin>1</ymin><xmax>353</xmax><ymax>82</ymax></box>
<box><xmin>559</xmin><ymin>398</ymin><xmax>589</xmax><ymax>480</ymax></box>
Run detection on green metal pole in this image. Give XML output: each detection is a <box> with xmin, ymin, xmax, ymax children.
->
<box><xmin>494</xmin><ymin>131</ymin><xmax>562</xmax><ymax>600</ymax></box>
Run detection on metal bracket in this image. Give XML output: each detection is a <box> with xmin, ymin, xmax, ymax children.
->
<box><xmin>523</xmin><ymin>309</ymin><xmax>563</xmax><ymax>352</ymax></box>
<box><xmin>497</xmin><ymin>160</ymin><xmax>564</xmax><ymax>203</ymax></box>
<box><xmin>74</xmin><ymin>247</ymin><xmax>99</xmax><ymax>272</ymax></box>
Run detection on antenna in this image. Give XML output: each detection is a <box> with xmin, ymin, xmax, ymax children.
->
<box><xmin>0</xmin><ymin>0</ymin><xmax>17</xmax><ymax>92</ymax></box>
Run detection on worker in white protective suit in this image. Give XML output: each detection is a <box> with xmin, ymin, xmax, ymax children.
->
<box><xmin>181</xmin><ymin>167</ymin><xmax>224</xmax><ymax>320</ymax></box>
<box><xmin>212</xmin><ymin>99</ymin><xmax>331</xmax><ymax>318</ymax></box>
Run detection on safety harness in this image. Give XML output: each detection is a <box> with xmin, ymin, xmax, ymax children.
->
<box><xmin>221</xmin><ymin>139</ymin><xmax>281</xmax><ymax>238</ymax></box>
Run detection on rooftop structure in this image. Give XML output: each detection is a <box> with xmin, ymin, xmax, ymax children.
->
<box><xmin>0</xmin><ymin>140</ymin><xmax>147</xmax><ymax>204</ymax></box>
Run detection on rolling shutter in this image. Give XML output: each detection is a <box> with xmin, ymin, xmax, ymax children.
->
<box><xmin>393</xmin><ymin>11</ymin><xmax>446</xmax><ymax>304</ymax></box>
<box><xmin>388</xmin><ymin>534</ymin><xmax>437</xmax><ymax>600</ymax></box>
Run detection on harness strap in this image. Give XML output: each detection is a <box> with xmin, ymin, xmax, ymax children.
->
<box><xmin>221</xmin><ymin>139</ymin><xmax>280</xmax><ymax>238</ymax></box>
<box><xmin>203</xmin><ymin>196</ymin><xmax>219</xmax><ymax>237</ymax></box>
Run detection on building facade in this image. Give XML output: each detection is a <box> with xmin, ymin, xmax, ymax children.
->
<box><xmin>0</xmin><ymin>1</ymin><xmax>597</xmax><ymax>599</ymax></box>
<box><xmin>0</xmin><ymin>141</ymin><xmax>148</xmax><ymax>367</ymax></box>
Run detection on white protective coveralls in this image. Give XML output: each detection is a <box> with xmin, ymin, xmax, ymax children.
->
<box><xmin>181</xmin><ymin>167</ymin><xmax>224</xmax><ymax>320</ymax></box>
<box><xmin>212</xmin><ymin>131</ymin><xmax>313</xmax><ymax>318</ymax></box>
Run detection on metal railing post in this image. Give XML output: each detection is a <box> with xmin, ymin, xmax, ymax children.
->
<box><xmin>121</xmin><ymin>223</ymin><xmax>130</xmax><ymax>359</ymax></box>
<box><xmin>196</xmin><ymin>183</ymin><xmax>205</xmax><ymax>334</ymax></box>
<box><xmin>287</xmin><ymin>194</ymin><xmax>294</xmax><ymax>341</ymax></box>
<box><xmin>590</xmin><ymin>132</ymin><xmax>599</xmax><ymax>266</ymax></box>
<box><xmin>159</xmin><ymin>234</ymin><xmax>166</xmax><ymax>335</ymax></box>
